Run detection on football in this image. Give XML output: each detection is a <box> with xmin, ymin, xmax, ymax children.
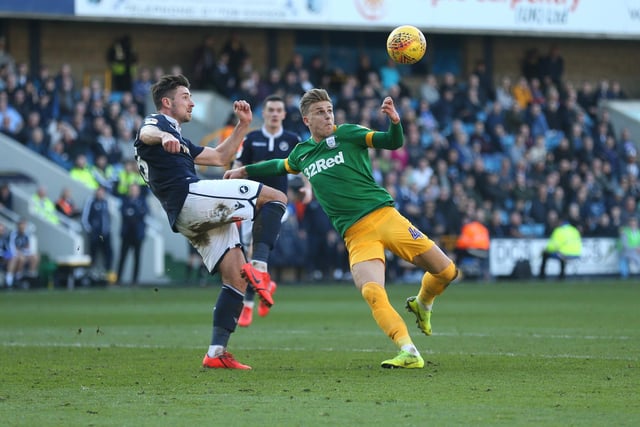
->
<box><xmin>386</xmin><ymin>25</ymin><xmax>427</xmax><ymax>64</ymax></box>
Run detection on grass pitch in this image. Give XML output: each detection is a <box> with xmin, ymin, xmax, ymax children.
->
<box><xmin>1</xmin><ymin>279</ymin><xmax>638</xmax><ymax>426</ymax></box>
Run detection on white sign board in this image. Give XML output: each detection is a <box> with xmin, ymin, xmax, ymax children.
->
<box><xmin>490</xmin><ymin>238</ymin><xmax>622</xmax><ymax>277</ymax></box>
<box><xmin>74</xmin><ymin>0</ymin><xmax>640</xmax><ymax>38</ymax></box>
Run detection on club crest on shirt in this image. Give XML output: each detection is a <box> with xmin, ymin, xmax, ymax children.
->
<box><xmin>278</xmin><ymin>141</ymin><xmax>290</xmax><ymax>151</ymax></box>
<box><xmin>325</xmin><ymin>136</ymin><xmax>339</xmax><ymax>149</ymax></box>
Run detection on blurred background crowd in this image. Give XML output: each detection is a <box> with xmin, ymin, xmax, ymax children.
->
<box><xmin>0</xmin><ymin>31</ymin><xmax>639</xmax><ymax>286</ymax></box>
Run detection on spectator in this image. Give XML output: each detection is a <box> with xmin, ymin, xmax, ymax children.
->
<box><xmin>116</xmin><ymin>183</ymin><xmax>147</xmax><ymax>285</ymax></box>
<box><xmin>26</xmin><ymin>126</ymin><xmax>48</xmax><ymax>156</ymax></box>
<box><xmin>220</xmin><ymin>31</ymin><xmax>248</xmax><ymax>89</ymax></box>
<box><xmin>539</xmin><ymin>44</ymin><xmax>564</xmax><ymax>92</ymax></box>
<box><xmin>107</xmin><ymin>35</ymin><xmax>137</xmax><ymax>92</ymax></box>
<box><xmin>0</xmin><ymin>222</ymin><xmax>10</xmax><ymax>279</ymax></box>
<box><xmin>5</xmin><ymin>219</ymin><xmax>40</xmax><ymax>288</ymax></box>
<box><xmin>619</xmin><ymin>216</ymin><xmax>640</xmax><ymax>278</ymax></box>
<box><xmin>512</xmin><ymin>76</ymin><xmax>533</xmax><ymax>109</ymax></box>
<box><xmin>0</xmin><ymin>183</ymin><xmax>13</xmax><ymax>211</ymax></box>
<box><xmin>70</xmin><ymin>154</ymin><xmax>100</xmax><ymax>190</ymax></box>
<box><xmin>212</xmin><ymin>52</ymin><xmax>235</xmax><ymax>98</ymax></box>
<box><xmin>82</xmin><ymin>186</ymin><xmax>115</xmax><ymax>283</ymax></box>
<box><xmin>539</xmin><ymin>220</ymin><xmax>582</xmax><ymax>279</ymax></box>
<box><xmin>131</xmin><ymin>66</ymin><xmax>153</xmax><ymax>115</ymax></box>
<box><xmin>47</xmin><ymin>141</ymin><xmax>73</xmax><ymax>170</ymax></box>
<box><xmin>521</xmin><ymin>48</ymin><xmax>541</xmax><ymax>83</ymax></box>
<box><xmin>92</xmin><ymin>154</ymin><xmax>117</xmax><ymax>193</ymax></box>
<box><xmin>455</xmin><ymin>210</ymin><xmax>491</xmax><ymax>280</ymax></box>
<box><xmin>115</xmin><ymin>159</ymin><xmax>146</xmax><ymax>198</ymax></box>
<box><xmin>55</xmin><ymin>187</ymin><xmax>81</xmax><ymax>219</ymax></box>
<box><xmin>31</xmin><ymin>185</ymin><xmax>59</xmax><ymax>225</ymax></box>
<box><xmin>192</xmin><ymin>35</ymin><xmax>217</xmax><ymax>90</ymax></box>
<box><xmin>0</xmin><ymin>90</ymin><xmax>24</xmax><ymax>138</ymax></box>
<box><xmin>0</xmin><ymin>36</ymin><xmax>16</xmax><ymax>74</ymax></box>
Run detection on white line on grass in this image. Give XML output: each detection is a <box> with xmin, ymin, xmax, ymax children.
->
<box><xmin>2</xmin><ymin>341</ymin><xmax>638</xmax><ymax>362</ymax></box>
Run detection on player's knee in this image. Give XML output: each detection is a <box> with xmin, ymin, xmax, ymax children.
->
<box><xmin>434</xmin><ymin>261</ymin><xmax>458</xmax><ymax>283</ymax></box>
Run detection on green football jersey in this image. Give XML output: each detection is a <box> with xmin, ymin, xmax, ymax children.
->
<box><xmin>285</xmin><ymin>123</ymin><xmax>402</xmax><ymax>236</ymax></box>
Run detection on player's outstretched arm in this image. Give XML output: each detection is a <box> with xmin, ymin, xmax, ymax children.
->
<box><xmin>224</xmin><ymin>158</ymin><xmax>287</xmax><ymax>179</ymax></box>
<box><xmin>371</xmin><ymin>97</ymin><xmax>404</xmax><ymax>150</ymax></box>
<box><xmin>223</xmin><ymin>166</ymin><xmax>248</xmax><ymax>179</ymax></box>
<box><xmin>195</xmin><ymin>100</ymin><xmax>252</xmax><ymax>167</ymax></box>
<box><xmin>380</xmin><ymin>96</ymin><xmax>400</xmax><ymax>124</ymax></box>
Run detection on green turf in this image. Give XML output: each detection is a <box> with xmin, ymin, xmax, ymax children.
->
<box><xmin>1</xmin><ymin>280</ymin><xmax>638</xmax><ymax>426</ymax></box>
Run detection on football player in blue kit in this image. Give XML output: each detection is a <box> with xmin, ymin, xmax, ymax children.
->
<box><xmin>233</xmin><ymin>94</ymin><xmax>311</xmax><ymax>327</ymax></box>
<box><xmin>134</xmin><ymin>74</ymin><xmax>287</xmax><ymax>369</ymax></box>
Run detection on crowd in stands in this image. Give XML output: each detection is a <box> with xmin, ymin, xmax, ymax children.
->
<box><xmin>0</xmin><ymin>34</ymin><xmax>639</xmax><ymax>284</ymax></box>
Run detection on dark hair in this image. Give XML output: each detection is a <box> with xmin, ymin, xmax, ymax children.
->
<box><xmin>263</xmin><ymin>94</ymin><xmax>285</xmax><ymax>106</ymax></box>
<box><xmin>151</xmin><ymin>74</ymin><xmax>190</xmax><ymax>110</ymax></box>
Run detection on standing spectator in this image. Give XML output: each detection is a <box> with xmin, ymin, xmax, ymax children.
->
<box><xmin>472</xmin><ymin>59</ymin><xmax>495</xmax><ymax>102</ymax></box>
<box><xmin>619</xmin><ymin>216</ymin><xmax>640</xmax><ymax>278</ymax></box>
<box><xmin>0</xmin><ymin>90</ymin><xmax>24</xmax><ymax>138</ymax></box>
<box><xmin>132</xmin><ymin>66</ymin><xmax>153</xmax><ymax>115</ymax></box>
<box><xmin>212</xmin><ymin>52</ymin><xmax>235</xmax><ymax>98</ymax></box>
<box><xmin>0</xmin><ymin>36</ymin><xmax>16</xmax><ymax>74</ymax></box>
<box><xmin>92</xmin><ymin>154</ymin><xmax>117</xmax><ymax>193</ymax></box>
<box><xmin>539</xmin><ymin>45</ymin><xmax>564</xmax><ymax>92</ymax></box>
<box><xmin>521</xmin><ymin>48</ymin><xmax>541</xmax><ymax>83</ymax></box>
<box><xmin>70</xmin><ymin>154</ymin><xmax>100</xmax><ymax>190</ymax></box>
<box><xmin>220</xmin><ymin>31</ymin><xmax>248</xmax><ymax>91</ymax></box>
<box><xmin>115</xmin><ymin>159</ymin><xmax>146</xmax><ymax>199</ymax></box>
<box><xmin>233</xmin><ymin>94</ymin><xmax>311</xmax><ymax>327</ymax></box>
<box><xmin>107</xmin><ymin>35</ymin><xmax>137</xmax><ymax>93</ymax></box>
<box><xmin>82</xmin><ymin>186</ymin><xmax>115</xmax><ymax>283</ymax></box>
<box><xmin>5</xmin><ymin>219</ymin><xmax>40</xmax><ymax>288</ymax></box>
<box><xmin>192</xmin><ymin>35</ymin><xmax>217</xmax><ymax>90</ymax></box>
<box><xmin>116</xmin><ymin>183</ymin><xmax>147</xmax><ymax>285</ymax></box>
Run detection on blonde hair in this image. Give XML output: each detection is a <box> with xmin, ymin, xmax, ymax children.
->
<box><xmin>299</xmin><ymin>88</ymin><xmax>331</xmax><ymax>117</ymax></box>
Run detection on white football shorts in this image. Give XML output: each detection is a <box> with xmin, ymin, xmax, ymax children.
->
<box><xmin>175</xmin><ymin>179</ymin><xmax>262</xmax><ymax>272</ymax></box>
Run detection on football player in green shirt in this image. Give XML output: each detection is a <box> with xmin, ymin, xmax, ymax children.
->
<box><xmin>225</xmin><ymin>88</ymin><xmax>458</xmax><ymax>369</ymax></box>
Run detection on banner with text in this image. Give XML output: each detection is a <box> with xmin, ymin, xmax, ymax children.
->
<box><xmin>71</xmin><ymin>0</ymin><xmax>640</xmax><ymax>38</ymax></box>
<box><xmin>489</xmin><ymin>238</ymin><xmax>625</xmax><ymax>277</ymax></box>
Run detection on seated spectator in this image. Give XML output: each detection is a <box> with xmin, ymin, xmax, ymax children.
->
<box><xmin>31</xmin><ymin>185</ymin><xmax>59</xmax><ymax>225</ymax></box>
<box><xmin>5</xmin><ymin>219</ymin><xmax>40</xmax><ymax>288</ymax></box>
<box><xmin>539</xmin><ymin>220</ymin><xmax>582</xmax><ymax>280</ymax></box>
<box><xmin>0</xmin><ymin>183</ymin><xmax>13</xmax><ymax>211</ymax></box>
<box><xmin>0</xmin><ymin>222</ymin><xmax>10</xmax><ymax>277</ymax></box>
<box><xmin>619</xmin><ymin>216</ymin><xmax>640</xmax><ymax>279</ymax></box>
<box><xmin>455</xmin><ymin>210</ymin><xmax>491</xmax><ymax>280</ymax></box>
<box><xmin>55</xmin><ymin>187</ymin><xmax>81</xmax><ymax>219</ymax></box>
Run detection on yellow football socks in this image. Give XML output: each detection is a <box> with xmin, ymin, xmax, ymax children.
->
<box><xmin>361</xmin><ymin>282</ymin><xmax>412</xmax><ymax>347</ymax></box>
<box><xmin>418</xmin><ymin>262</ymin><xmax>457</xmax><ymax>307</ymax></box>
